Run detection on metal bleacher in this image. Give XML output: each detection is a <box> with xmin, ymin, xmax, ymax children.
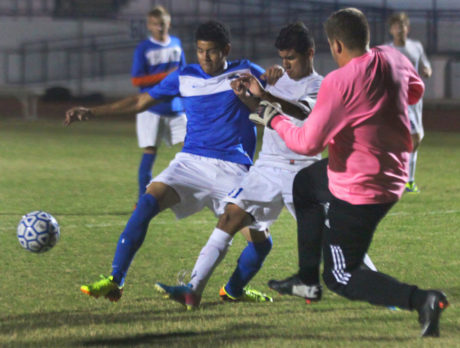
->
<box><xmin>2</xmin><ymin>0</ymin><xmax>460</xmax><ymax>111</ymax></box>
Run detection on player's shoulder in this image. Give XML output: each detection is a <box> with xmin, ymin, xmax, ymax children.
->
<box><xmin>407</xmin><ymin>38</ymin><xmax>425</xmax><ymax>52</ymax></box>
<box><xmin>407</xmin><ymin>38</ymin><xmax>423</xmax><ymax>46</ymax></box>
<box><xmin>169</xmin><ymin>35</ymin><xmax>183</xmax><ymax>45</ymax></box>
<box><xmin>227</xmin><ymin>59</ymin><xmax>264</xmax><ymax>72</ymax></box>
<box><xmin>179</xmin><ymin>64</ymin><xmax>204</xmax><ymax>77</ymax></box>
<box><xmin>305</xmin><ymin>70</ymin><xmax>324</xmax><ymax>84</ymax></box>
<box><xmin>226</xmin><ymin>59</ymin><xmax>252</xmax><ymax>70</ymax></box>
<box><xmin>135</xmin><ymin>38</ymin><xmax>152</xmax><ymax>50</ymax></box>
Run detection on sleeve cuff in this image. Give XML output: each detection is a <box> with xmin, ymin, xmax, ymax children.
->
<box><xmin>270</xmin><ymin>114</ymin><xmax>289</xmax><ymax>129</ymax></box>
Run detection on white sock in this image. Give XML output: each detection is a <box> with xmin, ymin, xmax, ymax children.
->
<box><xmin>408</xmin><ymin>151</ymin><xmax>418</xmax><ymax>182</ymax></box>
<box><xmin>363</xmin><ymin>253</ymin><xmax>377</xmax><ymax>271</ymax></box>
<box><xmin>188</xmin><ymin>228</ymin><xmax>233</xmax><ymax>295</ymax></box>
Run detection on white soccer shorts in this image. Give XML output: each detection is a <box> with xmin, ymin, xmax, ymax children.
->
<box><xmin>408</xmin><ymin>99</ymin><xmax>424</xmax><ymax>140</ymax></box>
<box><xmin>224</xmin><ymin>162</ymin><xmax>311</xmax><ymax>231</ymax></box>
<box><xmin>136</xmin><ymin>110</ymin><xmax>187</xmax><ymax>148</ymax></box>
<box><xmin>152</xmin><ymin>152</ymin><xmax>249</xmax><ymax>219</ymax></box>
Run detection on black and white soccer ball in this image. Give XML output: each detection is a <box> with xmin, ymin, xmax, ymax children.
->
<box><xmin>17</xmin><ymin>211</ymin><xmax>60</xmax><ymax>253</ymax></box>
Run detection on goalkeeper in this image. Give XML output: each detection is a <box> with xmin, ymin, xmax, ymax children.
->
<box><xmin>250</xmin><ymin>8</ymin><xmax>448</xmax><ymax>338</ymax></box>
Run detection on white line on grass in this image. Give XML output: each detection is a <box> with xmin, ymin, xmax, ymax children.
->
<box><xmin>387</xmin><ymin>209</ymin><xmax>460</xmax><ymax>217</ymax></box>
<box><xmin>1</xmin><ymin>210</ymin><xmax>458</xmax><ymax>232</ymax></box>
<box><xmin>0</xmin><ymin>219</ymin><xmax>212</xmax><ymax>232</ymax></box>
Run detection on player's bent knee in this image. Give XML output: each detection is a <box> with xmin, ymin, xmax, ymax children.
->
<box><xmin>217</xmin><ymin>204</ymin><xmax>252</xmax><ymax>235</ymax></box>
<box><xmin>243</xmin><ymin>228</ymin><xmax>271</xmax><ymax>243</ymax></box>
<box><xmin>145</xmin><ymin>181</ymin><xmax>180</xmax><ymax>211</ymax></box>
<box><xmin>411</xmin><ymin>134</ymin><xmax>422</xmax><ymax>150</ymax></box>
<box><xmin>143</xmin><ymin>146</ymin><xmax>157</xmax><ymax>155</ymax></box>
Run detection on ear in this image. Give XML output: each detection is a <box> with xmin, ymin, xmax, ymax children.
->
<box><xmin>307</xmin><ymin>47</ymin><xmax>315</xmax><ymax>59</ymax></box>
<box><xmin>335</xmin><ymin>40</ymin><xmax>343</xmax><ymax>54</ymax></box>
<box><xmin>222</xmin><ymin>44</ymin><xmax>231</xmax><ymax>57</ymax></box>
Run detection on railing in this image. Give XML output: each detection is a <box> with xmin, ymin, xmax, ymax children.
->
<box><xmin>2</xmin><ymin>0</ymin><xmax>460</xmax><ymax>94</ymax></box>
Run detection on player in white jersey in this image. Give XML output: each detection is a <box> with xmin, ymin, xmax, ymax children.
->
<box><xmin>387</xmin><ymin>12</ymin><xmax>432</xmax><ymax>193</ymax></box>
<box><xmin>131</xmin><ymin>6</ymin><xmax>187</xmax><ymax>205</ymax></box>
<box><xmin>154</xmin><ymin>22</ymin><xmax>329</xmax><ymax>309</ymax></box>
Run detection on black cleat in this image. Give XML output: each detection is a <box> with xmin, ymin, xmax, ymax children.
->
<box><xmin>418</xmin><ymin>290</ymin><xmax>449</xmax><ymax>337</ymax></box>
<box><xmin>268</xmin><ymin>274</ymin><xmax>322</xmax><ymax>303</ymax></box>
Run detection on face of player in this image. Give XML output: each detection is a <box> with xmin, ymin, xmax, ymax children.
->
<box><xmin>278</xmin><ymin>48</ymin><xmax>313</xmax><ymax>80</ymax></box>
<box><xmin>147</xmin><ymin>15</ymin><xmax>171</xmax><ymax>42</ymax></box>
<box><xmin>196</xmin><ymin>40</ymin><xmax>230</xmax><ymax>76</ymax></box>
<box><xmin>390</xmin><ymin>22</ymin><xmax>409</xmax><ymax>44</ymax></box>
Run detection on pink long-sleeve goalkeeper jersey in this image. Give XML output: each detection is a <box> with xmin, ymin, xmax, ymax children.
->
<box><xmin>271</xmin><ymin>45</ymin><xmax>424</xmax><ymax>204</ymax></box>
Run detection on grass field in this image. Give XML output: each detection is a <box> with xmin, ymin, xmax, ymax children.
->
<box><xmin>1</xmin><ymin>117</ymin><xmax>459</xmax><ymax>347</ymax></box>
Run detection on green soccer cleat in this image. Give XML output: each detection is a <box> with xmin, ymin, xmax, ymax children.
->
<box><xmin>220</xmin><ymin>285</ymin><xmax>273</xmax><ymax>303</ymax></box>
<box><xmin>80</xmin><ymin>275</ymin><xmax>123</xmax><ymax>302</ymax></box>
<box><xmin>405</xmin><ymin>181</ymin><xmax>420</xmax><ymax>194</ymax></box>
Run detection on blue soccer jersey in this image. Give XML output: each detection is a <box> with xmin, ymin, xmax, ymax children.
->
<box><xmin>131</xmin><ymin>35</ymin><xmax>186</xmax><ymax>115</ymax></box>
<box><xmin>148</xmin><ymin>60</ymin><xmax>265</xmax><ymax>165</ymax></box>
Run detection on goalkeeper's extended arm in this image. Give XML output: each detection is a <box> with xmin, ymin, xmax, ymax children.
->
<box><xmin>249</xmin><ymin>100</ymin><xmax>283</xmax><ymax>129</ymax></box>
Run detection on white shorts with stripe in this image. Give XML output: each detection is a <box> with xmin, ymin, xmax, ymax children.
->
<box><xmin>408</xmin><ymin>99</ymin><xmax>424</xmax><ymax>139</ymax></box>
<box><xmin>136</xmin><ymin>110</ymin><xmax>187</xmax><ymax>148</ymax></box>
<box><xmin>224</xmin><ymin>160</ymin><xmax>317</xmax><ymax>231</ymax></box>
<box><xmin>152</xmin><ymin>152</ymin><xmax>249</xmax><ymax>219</ymax></box>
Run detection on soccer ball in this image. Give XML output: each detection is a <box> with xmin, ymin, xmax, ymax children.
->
<box><xmin>17</xmin><ymin>211</ymin><xmax>60</xmax><ymax>253</ymax></box>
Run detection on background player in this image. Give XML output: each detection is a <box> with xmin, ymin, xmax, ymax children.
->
<box><xmin>131</xmin><ymin>6</ymin><xmax>187</xmax><ymax>205</ymax></box>
<box><xmin>251</xmin><ymin>8</ymin><xmax>448</xmax><ymax>337</ymax></box>
<box><xmin>65</xmin><ymin>21</ymin><xmax>264</xmax><ymax>302</ymax></box>
<box><xmin>387</xmin><ymin>12</ymin><xmax>432</xmax><ymax>193</ymax></box>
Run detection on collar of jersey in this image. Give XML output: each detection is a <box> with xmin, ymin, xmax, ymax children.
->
<box><xmin>149</xmin><ymin>35</ymin><xmax>171</xmax><ymax>46</ymax></box>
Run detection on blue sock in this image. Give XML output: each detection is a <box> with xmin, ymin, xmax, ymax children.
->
<box><xmin>111</xmin><ymin>193</ymin><xmax>159</xmax><ymax>286</ymax></box>
<box><xmin>138</xmin><ymin>153</ymin><xmax>156</xmax><ymax>201</ymax></box>
<box><xmin>225</xmin><ymin>236</ymin><xmax>273</xmax><ymax>297</ymax></box>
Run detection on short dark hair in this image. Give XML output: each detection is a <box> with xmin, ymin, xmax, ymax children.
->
<box><xmin>195</xmin><ymin>20</ymin><xmax>231</xmax><ymax>48</ymax></box>
<box><xmin>148</xmin><ymin>5</ymin><xmax>170</xmax><ymax>19</ymax></box>
<box><xmin>275</xmin><ymin>21</ymin><xmax>315</xmax><ymax>53</ymax></box>
<box><xmin>388</xmin><ymin>12</ymin><xmax>410</xmax><ymax>28</ymax></box>
<box><xmin>324</xmin><ymin>8</ymin><xmax>370</xmax><ymax>51</ymax></box>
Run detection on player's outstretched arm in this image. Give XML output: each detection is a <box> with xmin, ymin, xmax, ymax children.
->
<box><xmin>249</xmin><ymin>100</ymin><xmax>283</xmax><ymax>128</ymax></box>
<box><xmin>64</xmin><ymin>92</ymin><xmax>157</xmax><ymax>126</ymax></box>
<box><xmin>237</xmin><ymin>73</ymin><xmax>312</xmax><ymax>120</ymax></box>
<box><xmin>230</xmin><ymin>78</ymin><xmax>260</xmax><ymax>111</ymax></box>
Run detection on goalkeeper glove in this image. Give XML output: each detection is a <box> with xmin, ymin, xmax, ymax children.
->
<box><xmin>249</xmin><ymin>100</ymin><xmax>283</xmax><ymax>129</ymax></box>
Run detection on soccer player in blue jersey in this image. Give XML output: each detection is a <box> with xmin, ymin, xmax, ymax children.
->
<box><xmin>64</xmin><ymin>21</ymin><xmax>266</xmax><ymax>303</ymax></box>
<box><xmin>131</xmin><ymin>6</ymin><xmax>186</xmax><ymax>205</ymax></box>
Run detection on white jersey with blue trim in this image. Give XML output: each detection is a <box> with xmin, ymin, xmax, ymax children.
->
<box><xmin>257</xmin><ymin>71</ymin><xmax>323</xmax><ymax>170</ymax></box>
<box><xmin>148</xmin><ymin>59</ymin><xmax>265</xmax><ymax>165</ymax></box>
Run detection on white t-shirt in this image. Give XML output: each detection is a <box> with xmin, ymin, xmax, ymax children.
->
<box><xmin>388</xmin><ymin>38</ymin><xmax>430</xmax><ymax>133</ymax></box>
<box><xmin>388</xmin><ymin>38</ymin><xmax>431</xmax><ymax>73</ymax></box>
<box><xmin>257</xmin><ymin>71</ymin><xmax>323</xmax><ymax>170</ymax></box>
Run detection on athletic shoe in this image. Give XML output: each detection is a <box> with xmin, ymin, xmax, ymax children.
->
<box><xmin>219</xmin><ymin>285</ymin><xmax>273</xmax><ymax>303</ymax></box>
<box><xmin>418</xmin><ymin>290</ymin><xmax>449</xmax><ymax>337</ymax></box>
<box><xmin>405</xmin><ymin>182</ymin><xmax>420</xmax><ymax>194</ymax></box>
<box><xmin>387</xmin><ymin>306</ymin><xmax>401</xmax><ymax>311</ymax></box>
<box><xmin>268</xmin><ymin>274</ymin><xmax>322</xmax><ymax>304</ymax></box>
<box><xmin>154</xmin><ymin>282</ymin><xmax>201</xmax><ymax>310</ymax></box>
<box><xmin>80</xmin><ymin>275</ymin><xmax>123</xmax><ymax>302</ymax></box>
